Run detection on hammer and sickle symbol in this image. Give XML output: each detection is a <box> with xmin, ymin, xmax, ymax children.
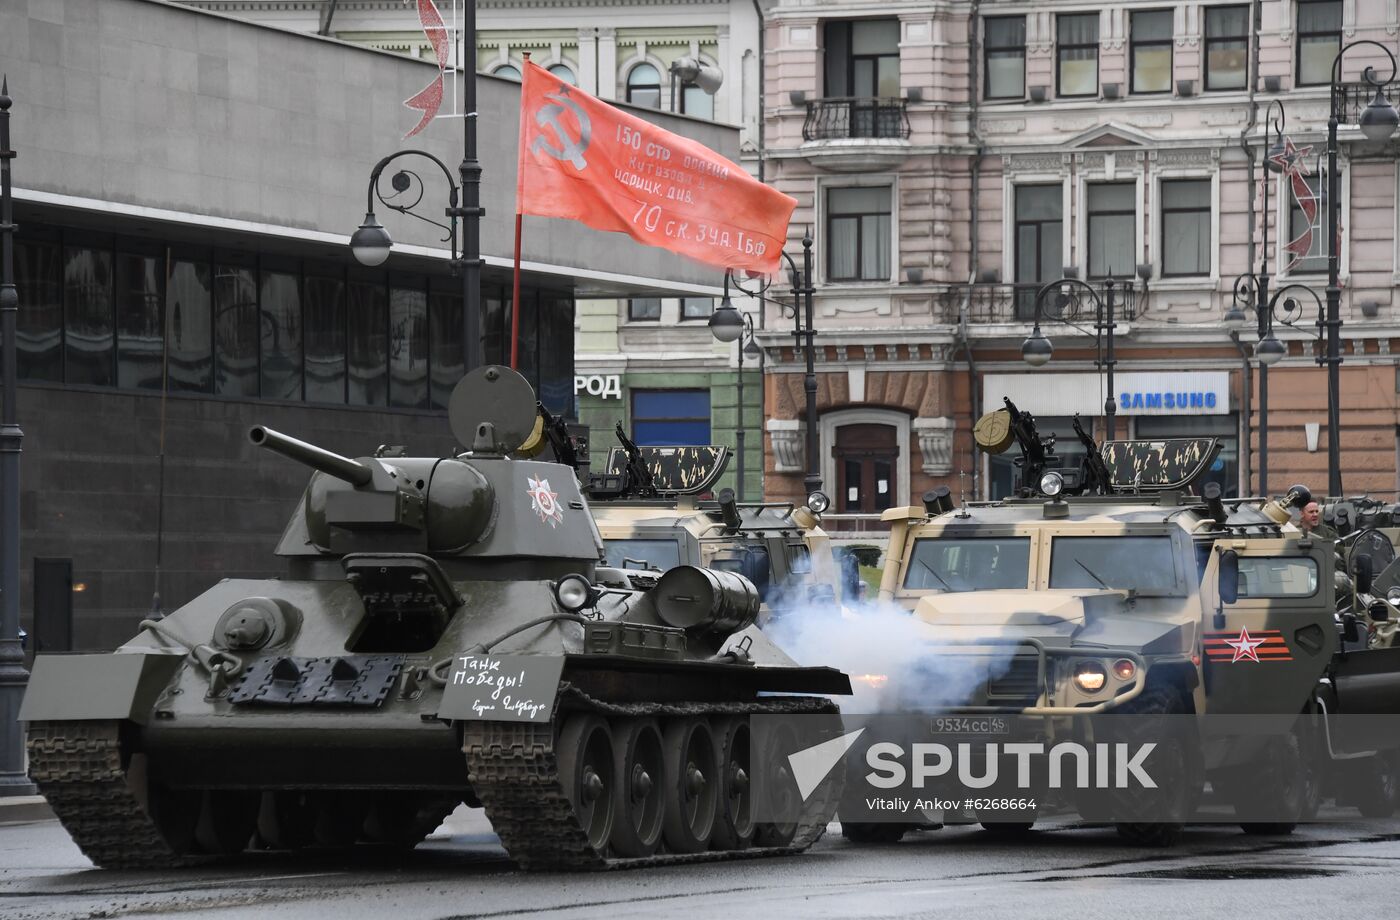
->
<box><xmin>532</xmin><ymin>87</ymin><xmax>592</xmax><ymax>171</ymax></box>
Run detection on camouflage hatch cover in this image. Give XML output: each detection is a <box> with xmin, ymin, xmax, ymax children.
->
<box><xmin>602</xmin><ymin>445</ymin><xmax>730</xmax><ymax>495</ymax></box>
<box><xmin>1100</xmin><ymin>437</ymin><xmax>1221</xmax><ymax>491</ymax></box>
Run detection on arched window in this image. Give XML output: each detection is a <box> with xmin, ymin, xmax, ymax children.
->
<box><xmin>549</xmin><ymin>63</ymin><xmax>577</xmax><ymax>85</ymax></box>
<box><xmin>626</xmin><ymin>63</ymin><xmax>661</xmax><ymax>108</ymax></box>
<box><xmin>493</xmin><ymin>64</ymin><xmax>521</xmax><ymax>80</ymax></box>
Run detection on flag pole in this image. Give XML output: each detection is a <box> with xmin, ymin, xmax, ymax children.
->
<box><xmin>511</xmin><ymin>53</ymin><xmax>530</xmax><ymax>371</ymax></box>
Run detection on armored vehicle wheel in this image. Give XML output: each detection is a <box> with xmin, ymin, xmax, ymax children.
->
<box><xmin>712</xmin><ymin>717</ymin><xmax>755</xmax><ymax>850</ymax></box>
<box><xmin>1353</xmin><ymin>752</ymin><xmax>1400</xmax><ymax>818</ymax></box>
<box><xmin>559</xmin><ymin>714</ymin><xmax>617</xmax><ymax>852</ymax></box>
<box><xmin>1234</xmin><ymin>731</ymin><xmax>1307</xmax><ymax>836</ymax></box>
<box><xmin>313</xmin><ymin>792</ymin><xmax>368</xmax><ymax>847</ymax></box>
<box><xmin>1107</xmin><ymin>685</ymin><xmax>1196</xmax><ymax>848</ymax></box>
<box><xmin>609</xmin><ymin>718</ymin><xmax>665</xmax><ymax>857</ymax></box>
<box><xmin>363</xmin><ymin>792</ymin><xmax>456</xmax><ymax>849</ymax></box>
<box><xmin>840</xmin><ymin>821</ymin><xmax>906</xmax><ymax>844</ymax></box>
<box><xmin>661</xmin><ymin>717</ymin><xmax>719</xmax><ymax>853</ymax></box>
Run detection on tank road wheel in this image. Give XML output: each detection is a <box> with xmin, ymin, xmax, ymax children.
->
<box><xmin>712</xmin><ymin>718</ymin><xmax>756</xmax><ymax>850</ymax></box>
<box><xmin>256</xmin><ymin>791</ymin><xmax>316</xmax><ymax>850</ymax></box>
<box><xmin>363</xmin><ymin>793</ymin><xmax>457</xmax><ymax>849</ymax></box>
<box><xmin>313</xmin><ymin>792</ymin><xmax>369</xmax><ymax>848</ymax></box>
<box><xmin>195</xmin><ymin>792</ymin><xmax>259</xmax><ymax>856</ymax></box>
<box><xmin>661</xmin><ymin>717</ymin><xmax>720</xmax><ymax>853</ymax></box>
<box><xmin>559</xmin><ymin>715</ymin><xmax>617</xmax><ymax>853</ymax></box>
<box><xmin>144</xmin><ymin>781</ymin><xmax>204</xmax><ymax>856</ymax></box>
<box><xmin>609</xmin><ymin>718</ymin><xmax>665</xmax><ymax>857</ymax></box>
<box><xmin>752</xmin><ymin>720</ymin><xmax>801</xmax><ymax>847</ymax></box>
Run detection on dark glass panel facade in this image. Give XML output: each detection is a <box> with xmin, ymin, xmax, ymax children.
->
<box><xmin>259</xmin><ymin>270</ymin><xmax>302</xmax><ymax>400</ymax></box>
<box><xmin>63</xmin><ymin>244</ymin><xmax>114</xmax><ymax>386</ymax></box>
<box><xmin>115</xmin><ymin>249</ymin><xmax>163</xmax><ymax>390</ymax></box>
<box><xmin>214</xmin><ymin>259</ymin><xmax>258</xmax><ymax>398</ymax></box>
<box><xmin>389</xmin><ymin>285</ymin><xmax>428</xmax><ymax>409</ymax></box>
<box><xmin>348</xmin><ymin>279</ymin><xmax>388</xmax><ymax>407</ymax></box>
<box><xmin>538</xmin><ymin>292</ymin><xmax>574</xmax><ymax>415</ymax></box>
<box><xmin>14</xmin><ymin>240</ymin><xmax>62</xmax><ymax>381</ymax></box>
<box><xmin>165</xmin><ymin>254</ymin><xmax>213</xmax><ymax>393</ymax></box>
<box><xmin>304</xmin><ymin>275</ymin><xmax>347</xmax><ymax>404</ymax></box>
<box><xmin>428</xmin><ymin>283</ymin><xmax>464</xmax><ymax>410</ymax></box>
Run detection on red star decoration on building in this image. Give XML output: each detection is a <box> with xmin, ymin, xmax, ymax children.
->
<box><xmin>1267</xmin><ymin>137</ymin><xmax>1313</xmax><ymax>175</ymax></box>
<box><xmin>1223</xmin><ymin>626</ymin><xmax>1268</xmax><ymax>663</ymax></box>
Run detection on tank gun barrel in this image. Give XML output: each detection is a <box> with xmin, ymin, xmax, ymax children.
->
<box><xmin>248</xmin><ymin>425</ymin><xmax>373</xmax><ymax>486</ymax></box>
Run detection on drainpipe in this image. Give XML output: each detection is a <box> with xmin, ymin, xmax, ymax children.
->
<box><xmin>954</xmin><ymin>0</ymin><xmax>985</xmax><ymax>498</ymax></box>
<box><xmin>751</xmin><ymin>0</ymin><xmax>766</xmax><ymax>184</ymax></box>
<box><xmin>1233</xmin><ymin>0</ymin><xmax>1264</xmax><ymax>495</ymax></box>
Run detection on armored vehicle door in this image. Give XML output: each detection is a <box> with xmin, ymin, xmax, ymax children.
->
<box><xmin>1199</xmin><ymin>538</ymin><xmax>1336</xmax><ymax>714</ymax></box>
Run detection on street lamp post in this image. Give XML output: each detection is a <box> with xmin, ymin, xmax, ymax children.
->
<box><xmin>721</xmin><ymin>233</ymin><xmax>822</xmax><ymax>499</ymax></box>
<box><xmin>709</xmin><ymin>278</ymin><xmax>763</xmax><ymax>501</ymax></box>
<box><xmin>0</xmin><ymin>77</ymin><xmax>35</xmax><ymax>797</ymax></box>
<box><xmin>349</xmin><ymin>14</ymin><xmax>484</xmax><ymax>372</ymax></box>
<box><xmin>1323</xmin><ymin>42</ymin><xmax>1399</xmax><ymax>497</ymax></box>
<box><xmin>1021</xmin><ymin>275</ymin><xmax>1127</xmax><ymax>441</ymax></box>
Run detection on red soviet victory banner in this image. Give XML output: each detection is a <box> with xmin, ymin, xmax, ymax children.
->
<box><xmin>516</xmin><ymin>60</ymin><xmax>795</xmax><ymax>275</ymax></box>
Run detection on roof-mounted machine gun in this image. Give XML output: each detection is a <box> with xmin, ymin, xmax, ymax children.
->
<box><xmin>1071</xmin><ymin>414</ymin><xmax>1115</xmax><ymax>496</ymax></box>
<box><xmin>974</xmin><ymin>397</ymin><xmax>1060</xmax><ymax>497</ymax></box>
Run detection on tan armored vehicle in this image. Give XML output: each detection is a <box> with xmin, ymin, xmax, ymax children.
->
<box><xmin>546</xmin><ymin>421</ymin><xmax>846</xmax><ymax>620</ymax></box>
<box><xmin>850</xmin><ymin>399</ymin><xmax>1400</xmax><ymax>846</ymax></box>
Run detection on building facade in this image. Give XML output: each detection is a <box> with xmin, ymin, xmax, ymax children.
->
<box><xmin>762</xmin><ymin>0</ymin><xmax>1400</xmax><ymax>528</ymax></box>
<box><xmin>3</xmin><ymin>0</ymin><xmax>735</xmax><ymax>649</ymax></box>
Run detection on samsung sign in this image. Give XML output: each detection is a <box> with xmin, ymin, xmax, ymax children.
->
<box><xmin>984</xmin><ymin>372</ymin><xmax>1230</xmax><ymax>417</ymax></box>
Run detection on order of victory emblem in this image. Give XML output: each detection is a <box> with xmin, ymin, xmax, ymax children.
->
<box><xmin>526</xmin><ymin>476</ymin><xmax>564</xmax><ymax>528</ymax></box>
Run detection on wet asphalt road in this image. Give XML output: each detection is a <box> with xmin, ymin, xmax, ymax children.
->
<box><xmin>3</xmin><ymin>808</ymin><xmax>1399</xmax><ymax>920</ymax></box>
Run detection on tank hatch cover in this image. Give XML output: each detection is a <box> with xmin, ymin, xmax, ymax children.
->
<box><xmin>1100</xmin><ymin>437</ymin><xmax>1221</xmax><ymax>491</ymax></box>
<box><xmin>603</xmin><ymin>445</ymin><xmax>730</xmax><ymax>495</ymax></box>
<box><xmin>449</xmin><ymin>365</ymin><xmax>537</xmax><ymax>453</ymax></box>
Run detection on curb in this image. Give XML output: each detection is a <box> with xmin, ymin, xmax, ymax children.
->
<box><xmin>0</xmin><ymin>795</ymin><xmax>54</xmax><ymax>825</ymax></box>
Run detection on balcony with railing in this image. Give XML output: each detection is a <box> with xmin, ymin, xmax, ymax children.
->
<box><xmin>1331</xmin><ymin>80</ymin><xmax>1376</xmax><ymax>124</ymax></box>
<box><xmin>802</xmin><ymin>97</ymin><xmax>911</xmax><ymax>141</ymax></box>
<box><xmin>928</xmin><ymin>282</ymin><xmax>1146</xmax><ymax>325</ymax></box>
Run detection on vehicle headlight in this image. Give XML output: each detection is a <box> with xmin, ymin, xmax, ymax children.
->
<box><xmin>1112</xmin><ymin>658</ymin><xmax>1137</xmax><ymax>682</ymax></box>
<box><xmin>1073</xmin><ymin>660</ymin><xmax>1107</xmax><ymax>693</ymax></box>
<box><xmin>1039</xmin><ymin>471</ymin><xmax>1064</xmax><ymax>497</ymax></box>
<box><xmin>554</xmin><ymin>574</ymin><xmax>595</xmax><ymax>612</ymax></box>
<box><xmin>807</xmin><ymin>491</ymin><xmax>831</xmax><ymax>514</ymax></box>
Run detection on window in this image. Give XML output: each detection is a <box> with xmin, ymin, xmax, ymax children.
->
<box><xmin>903</xmin><ymin>537</ymin><xmax>1032</xmax><ymax>591</ymax></box>
<box><xmin>824</xmin><ymin>20</ymin><xmax>900</xmax><ymax>98</ymax></box>
<box><xmin>1086</xmin><ymin>182</ymin><xmax>1135</xmax><ymax>279</ymax></box>
<box><xmin>1286</xmin><ymin>172</ymin><xmax>1327</xmax><ymax>273</ymax></box>
<box><xmin>428</xmin><ymin>281</ymin><xmax>464</xmax><ymax>411</ymax></box>
<box><xmin>1057</xmin><ymin>13</ymin><xmax>1100</xmax><ymax>97</ymax></box>
<box><xmin>602</xmin><ymin>539</ymin><xmax>683</xmax><ymax>572</ymax></box>
<box><xmin>389</xmin><ymin>284</ymin><xmax>429</xmax><ymax>409</ymax></box>
<box><xmin>115</xmin><ymin>248</ymin><xmax>162</xmax><ymax>391</ymax></box>
<box><xmin>14</xmin><ymin>239</ymin><xmax>63</xmax><ymax>382</ymax></box>
<box><xmin>1160</xmin><ymin>178</ymin><xmax>1212</xmax><ymax>276</ymax></box>
<box><xmin>1237</xmin><ymin>557</ymin><xmax>1319</xmax><ymax>597</ymax></box>
<box><xmin>166</xmin><ymin>250</ymin><xmax>214</xmax><ymax>393</ymax></box>
<box><xmin>626</xmin><ymin>63</ymin><xmax>661</xmax><ymax>108</ymax></box>
<box><xmin>1130</xmin><ymin>10</ymin><xmax>1173</xmax><ymax>94</ymax></box>
<box><xmin>1049</xmin><ymin>536</ymin><xmax>1179</xmax><ymax>593</ymax></box>
<box><xmin>628</xmin><ymin>298</ymin><xmax>661</xmax><ymax>321</ymax></box>
<box><xmin>631</xmin><ymin>390</ymin><xmax>711</xmax><ymax>446</ymax></box>
<box><xmin>827</xmin><ymin>186</ymin><xmax>892</xmax><ymax>282</ymax></box>
<box><xmin>681</xmin><ymin>84</ymin><xmax>714</xmax><ymax>119</ymax></box>
<box><xmin>984</xmin><ymin>17</ymin><xmax>1026</xmax><ymax>100</ymax></box>
<box><xmin>347</xmin><ymin>277</ymin><xmax>388</xmax><ymax>406</ymax></box>
<box><xmin>681</xmin><ymin>297</ymin><xmax>713</xmax><ymax>320</ymax></box>
<box><xmin>303</xmin><ymin>273</ymin><xmax>346</xmax><ymax>404</ymax></box>
<box><xmin>548</xmin><ymin>63</ymin><xmax>576</xmax><ymax>85</ymax></box>
<box><xmin>1014</xmin><ymin>186</ymin><xmax>1063</xmax><ymax>318</ymax></box>
<box><xmin>259</xmin><ymin>268</ymin><xmax>302</xmax><ymax>400</ymax></box>
<box><xmin>1205</xmin><ymin>5</ymin><xmax>1249</xmax><ymax>91</ymax></box>
<box><xmin>214</xmin><ymin>259</ymin><xmax>257</xmax><ymax>397</ymax></box>
<box><xmin>1296</xmin><ymin>0</ymin><xmax>1341</xmax><ymax>86</ymax></box>
<box><xmin>493</xmin><ymin>64</ymin><xmax>521</xmax><ymax>80</ymax></box>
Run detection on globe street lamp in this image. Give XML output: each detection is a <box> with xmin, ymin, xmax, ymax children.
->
<box><xmin>725</xmin><ymin>234</ymin><xmax>821</xmax><ymax>498</ymax></box>
<box><xmin>1324</xmin><ymin>42</ymin><xmax>1399</xmax><ymax>496</ymax></box>
<box><xmin>708</xmin><ymin>278</ymin><xmax>763</xmax><ymax>501</ymax></box>
<box><xmin>1021</xmin><ymin>276</ymin><xmax>1129</xmax><ymax>440</ymax></box>
<box><xmin>0</xmin><ymin>77</ymin><xmax>35</xmax><ymax>797</ymax></box>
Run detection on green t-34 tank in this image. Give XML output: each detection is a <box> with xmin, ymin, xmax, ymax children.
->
<box><xmin>20</xmin><ymin>367</ymin><xmax>850</xmax><ymax>870</ymax></box>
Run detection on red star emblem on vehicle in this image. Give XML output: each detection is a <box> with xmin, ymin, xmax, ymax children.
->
<box><xmin>1223</xmin><ymin>626</ymin><xmax>1268</xmax><ymax>663</ymax></box>
<box><xmin>526</xmin><ymin>476</ymin><xmax>563</xmax><ymax>528</ymax></box>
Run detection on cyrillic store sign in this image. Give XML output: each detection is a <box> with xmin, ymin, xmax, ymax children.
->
<box><xmin>574</xmin><ymin>374</ymin><xmax>622</xmax><ymax>399</ymax></box>
<box><xmin>983</xmin><ymin>372</ymin><xmax>1230</xmax><ymax>417</ymax></box>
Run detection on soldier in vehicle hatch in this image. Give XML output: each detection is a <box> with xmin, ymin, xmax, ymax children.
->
<box><xmin>1301</xmin><ymin>500</ymin><xmax>1340</xmax><ymax>543</ymax></box>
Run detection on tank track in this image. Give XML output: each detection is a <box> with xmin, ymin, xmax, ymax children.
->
<box><xmin>26</xmin><ymin>720</ymin><xmax>205</xmax><ymax>869</ymax></box>
<box><xmin>463</xmin><ymin>689</ymin><xmax>843</xmax><ymax>870</ymax></box>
